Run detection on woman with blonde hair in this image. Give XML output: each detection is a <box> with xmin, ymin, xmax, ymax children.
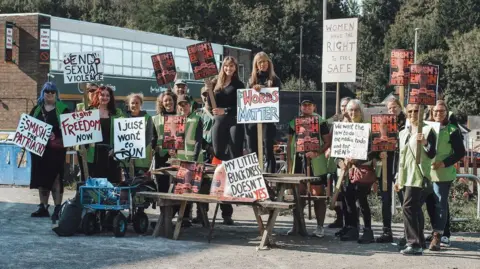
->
<box><xmin>245</xmin><ymin>52</ymin><xmax>282</xmax><ymax>173</ymax></box>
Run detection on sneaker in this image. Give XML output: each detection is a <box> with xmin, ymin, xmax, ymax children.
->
<box><xmin>286</xmin><ymin>227</ymin><xmax>297</xmax><ymax>236</ymax></box>
<box><xmin>335</xmin><ymin>227</ymin><xmax>349</xmax><ymax>237</ymax></box>
<box><xmin>312</xmin><ymin>226</ymin><xmax>325</xmax><ymax>238</ymax></box>
<box><xmin>327</xmin><ymin>219</ymin><xmax>343</xmax><ymax>229</ymax></box>
<box><xmin>340</xmin><ymin>227</ymin><xmax>359</xmax><ymax>241</ymax></box>
<box><xmin>31</xmin><ymin>204</ymin><xmax>50</xmax><ymax>218</ymax></box>
<box><xmin>429</xmin><ymin>232</ymin><xmax>441</xmax><ymax>251</ymax></box>
<box><xmin>358</xmin><ymin>228</ymin><xmax>374</xmax><ymax>244</ymax></box>
<box><xmin>222</xmin><ymin>217</ymin><xmax>234</xmax><ymax>225</ymax></box>
<box><xmin>401</xmin><ymin>246</ymin><xmax>423</xmax><ymax>255</ymax></box>
<box><xmin>425</xmin><ymin>233</ymin><xmax>433</xmax><ymax>242</ymax></box>
<box><xmin>440</xmin><ymin>236</ymin><xmax>451</xmax><ymax>247</ymax></box>
<box><xmin>376</xmin><ymin>228</ymin><xmax>393</xmax><ymax>243</ymax></box>
<box><xmin>398</xmin><ymin>237</ymin><xmax>407</xmax><ymax>248</ymax></box>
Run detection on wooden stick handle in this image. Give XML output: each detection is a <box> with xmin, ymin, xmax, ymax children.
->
<box><xmin>306</xmin><ymin>158</ymin><xmax>312</xmax><ymax>220</ymax></box>
<box><xmin>257</xmin><ymin>123</ymin><xmax>264</xmax><ymax>170</ymax></box>
<box><xmin>382</xmin><ymin>156</ymin><xmax>388</xmax><ymax>192</ymax></box>
<box><xmin>415</xmin><ymin>106</ymin><xmax>424</xmax><ymax>164</ymax></box>
<box><xmin>17</xmin><ymin>149</ymin><xmax>26</xmax><ymax>168</ymax></box>
<box><xmin>329</xmin><ymin>169</ymin><xmax>345</xmax><ymax>210</ymax></box>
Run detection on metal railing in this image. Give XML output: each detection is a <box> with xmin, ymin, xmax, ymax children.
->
<box><xmin>456</xmin><ymin>174</ymin><xmax>480</xmax><ymax>219</ymax></box>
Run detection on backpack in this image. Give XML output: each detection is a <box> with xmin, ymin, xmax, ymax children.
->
<box><xmin>52</xmin><ymin>193</ymin><xmax>84</xmax><ymax>236</ymax></box>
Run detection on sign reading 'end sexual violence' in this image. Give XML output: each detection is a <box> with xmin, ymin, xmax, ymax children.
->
<box><xmin>236</xmin><ymin>88</ymin><xmax>279</xmax><ymax>124</ymax></box>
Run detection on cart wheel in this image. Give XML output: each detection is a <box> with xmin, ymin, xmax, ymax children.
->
<box><xmin>113</xmin><ymin>213</ymin><xmax>127</xmax><ymax>237</ymax></box>
<box><xmin>82</xmin><ymin>213</ymin><xmax>96</xmax><ymax>236</ymax></box>
<box><xmin>133</xmin><ymin>211</ymin><xmax>149</xmax><ymax>234</ymax></box>
<box><xmin>103</xmin><ymin>211</ymin><xmax>117</xmax><ymax>231</ymax></box>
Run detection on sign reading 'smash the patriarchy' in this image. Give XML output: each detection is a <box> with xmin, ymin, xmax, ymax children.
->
<box><xmin>63</xmin><ymin>51</ymin><xmax>103</xmax><ymax>84</ymax></box>
<box><xmin>14</xmin><ymin>114</ymin><xmax>53</xmax><ymax>157</ymax></box>
<box><xmin>237</xmin><ymin>88</ymin><xmax>279</xmax><ymax>124</ymax></box>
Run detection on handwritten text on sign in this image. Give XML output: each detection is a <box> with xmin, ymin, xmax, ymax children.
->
<box><xmin>114</xmin><ymin>117</ymin><xmax>146</xmax><ymax>159</ymax></box>
<box><xmin>60</xmin><ymin>110</ymin><xmax>102</xmax><ymax>147</ymax></box>
<box><xmin>331</xmin><ymin>122</ymin><xmax>370</xmax><ymax>160</ymax></box>
<box><xmin>63</xmin><ymin>51</ymin><xmax>103</xmax><ymax>84</ymax></box>
<box><xmin>322</xmin><ymin>18</ymin><xmax>358</xmax><ymax>83</ymax></box>
<box><xmin>14</xmin><ymin>114</ymin><xmax>53</xmax><ymax>157</ymax></box>
<box><xmin>237</xmin><ymin>88</ymin><xmax>280</xmax><ymax>123</ymax></box>
<box><xmin>223</xmin><ymin>153</ymin><xmax>269</xmax><ymax>200</ymax></box>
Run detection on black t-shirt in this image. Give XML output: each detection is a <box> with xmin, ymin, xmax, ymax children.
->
<box><xmin>209</xmin><ymin>78</ymin><xmax>245</xmax><ymax>117</ymax></box>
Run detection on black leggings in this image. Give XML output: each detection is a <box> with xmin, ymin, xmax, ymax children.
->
<box><xmin>344</xmin><ymin>182</ymin><xmax>372</xmax><ymax>229</ymax></box>
<box><xmin>211</xmin><ymin>115</ymin><xmax>244</xmax><ymax>161</ymax></box>
<box><xmin>245</xmin><ymin>123</ymin><xmax>276</xmax><ymax>173</ymax></box>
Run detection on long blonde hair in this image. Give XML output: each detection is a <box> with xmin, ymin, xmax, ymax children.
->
<box><xmin>155</xmin><ymin>91</ymin><xmax>176</xmax><ymax>114</ymax></box>
<box><xmin>214</xmin><ymin>56</ymin><xmax>239</xmax><ymax>92</ymax></box>
<box><xmin>249</xmin><ymin>52</ymin><xmax>276</xmax><ymax>86</ymax></box>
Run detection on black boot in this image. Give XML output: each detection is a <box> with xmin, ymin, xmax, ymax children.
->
<box><xmin>358</xmin><ymin>228</ymin><xmax>374</xmax><ymax>244</ymax></box>
<box><xmin>31</xmin><ymin>204</ymin><xmax>50</xmax><ymax>218</ymax></box>
<box><xmin>328</xmin><ymin>206</ymin><xmax>344</xmax><ymax>228</ymax></box>
<box><xmin>223</xmin><ymin>216</ymin><xmax>234</xmax><ymax>225</ymax></box>
<box><xmin>376</xmin><ymin>227</ymin><xmax>393</xmax><ymax>243</ymax></box>
<box><xmin>340</xmin><ymin>227</ymin><xmax>359</xmax><ymax>241</ymax></box>
<box><xmin>335</xmin><ymin>226</ymin><xmax>349</xmax><ymax>237</ymax></box>
<box><xmin>51</xmin><ymin>205</ymin><xmax>62</xmax><ymax>224</ymax></box>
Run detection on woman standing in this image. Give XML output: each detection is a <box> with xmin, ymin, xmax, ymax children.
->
<box><xmin>125</xmin><ymin>93</ymin><xmax>154</xmax><ymax>175</ymax></box>
<box><xmin>29</xmin><ymin>82</ymin><xmax>70</xmax><ymax>223</ymax></box>
<box><xmin>245</xmin><ymin>52</ymin><xmax>281</xmax><ymax>173</ymax></box>
<box><xmin>87</xmin><ymin>85</ymin><xmax>124</xmax><ymax>184</ymax></box>
<box><xmin>396</xmin><ymin>103</ymin><xmax>436</xmax><ymax>255</ymax></box>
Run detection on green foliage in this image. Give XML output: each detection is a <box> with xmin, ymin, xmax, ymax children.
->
<box><xmin>282</xmin><ymin>76</ymin><xmax>318</xmax><ymax>92</ymax></box>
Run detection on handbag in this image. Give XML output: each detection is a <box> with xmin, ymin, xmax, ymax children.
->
<box><xmin>48</xmin><ymin>132</ymin><xmax>64</xmax><ymax>150</ymax></box>
<box><xmin>349</xmin><ymin>164</ymin><xmax>376</xmax><ymax>185</ymax></box>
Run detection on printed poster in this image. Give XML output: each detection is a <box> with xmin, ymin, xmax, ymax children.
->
<box><xmin>151</xmin><ymin>52</ymin><xmax>176</xmax><ymax>86</ymax></box>
<box><xmin>390</xmin><ymin>49</ymin><xmax>414</xmax><ymax>86</ymax></box>
<box><xmin>331</xmin><ymin>122</ymin><xmax>371</xmax><ymax>160</ymax></box>
<box><xmin>174</xmin><ymin>161</ymin><xmax>205</xmax><ymax>194</ymax></box>
<box><xmin>408</xmin><ymin>64</ymin><xmax>439</xmax><ymax>106</ymax></box>
<box><xmin>187</xmin><ymin>42</ymin><xmax>218</xmax><ymax>80</ymax></box>
<box><xmin>237</xmin><ymin>88</ymin><xmax>280</xmax><ymax>124</ymax></box>
<box><xmin>13</xmin><ymin>114</ymin><xmax>53</xmax><ymax>157</ymax></box>
<box><xmin>114</xmin><ymin>117</ymin><xmax>146</xmax><ymax>160</ymax></box>
<box><xmin>295</xmin><ymin>116</ymin><xmax>320</xmax><ymax>153</ymax></box>
<box><xmin>162</xmin><ymin>115</ymin><xmax>186</xmax><ymax>150</ymax></box>
<box><xmin>60</xmin><ymin>110</ymin><xmax>102</xmax><ymax>147</ymax></box>
<box><xmin>371</xmin><ymin>114</ymin><xmax>398</xmax><ymax>152</ymax></box>
<box><xmin>63</xmin><ymin>51</ymin><xmax>103</xmax><ymax>84</ymax></box>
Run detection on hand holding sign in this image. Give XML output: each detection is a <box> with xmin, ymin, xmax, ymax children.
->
<box><xmin>114</xmin><ymin>117</ymin><xmax>146</xmax><ymax>160</ymax></box>
<box><xmin>14</xmin><ymin>114</ymin><xmax>53</xmax><ymax>157</ymax></box>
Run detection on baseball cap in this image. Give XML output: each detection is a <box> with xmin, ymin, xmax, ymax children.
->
<box><xmin>175</xmin><ymin>79</ymin><xmax>187</xmax><ymax>85</ymax></box>
<box><xmin>301</xmin><ymin>100</ymin><xmax>314</xmax><ymax>105</ymax></box>
<box><xmin>177</xmin><ymin>94</ymin><xmax>191</xmax><ymax>105</ymax></box>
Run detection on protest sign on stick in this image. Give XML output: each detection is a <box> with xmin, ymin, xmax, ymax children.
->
<box><xmin>60</xmin><ymin>110</ymin><xmax>102</xmax><ymax>147</ymax></box>
<box><xmin>13</xmin><ymin>114</ymin><xmax>53</xmax><ymax>157</ymax></box>
<box><xmin>295</xmin><ymin>116</ymin><xmax>320</xmax><ymax>153</ymax></box>
<box><xmin>390</xmin><ymin>49</ymin><xmax>414</xmax><ymax>107</ymax></box>
<box><xmin>371</xmin><ymin>114</ymin><xmax>398</xmax><ymax>192</ymax></box>
<box><xmin>408</xmin><ymin>64</ymin><xmax>439</xmax><ymax>106</ymax></box>
<box><xmin>114</xmin><ymin>117</ymin><xmax>146</xmax><ymax>160</ymax></box>
<box><xmin>162</xmin><ymin>116</ymin><xmax>186</xmax><ymax>150</ymax></box>
<box><xmin>63</xmin><ymin>51</ymin><xmax>103</xmax><ymax>84</ymax></box>
<box><xmin>174</xmin><ymin>161</ymin><xmax>205</xmax><ymax>194</ymax></box>
<box><xmin>331</xmin><ymin>122</ymin><xmax>371</xmax><ymax>160</ymax></box>
<box><xmin>187</xmin><ymin>42</ymin><xmax>218</xmax><ymax>80</ymax></box>
<box><xmin>237</xmin><ymin>88</ymin><xmax>280</xmax><ymax>124</ymax></box>
<box><xmin>151</xmin><ymin>52</ymin><xmax>176</xmax><ymax>86</ymax></box>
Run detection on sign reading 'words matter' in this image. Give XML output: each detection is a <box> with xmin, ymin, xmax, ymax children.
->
<box><xmin>63</xmin><ymin>51</ymin><xmax>103</xmax><ymax>84</ymax></box>
<box><xmin>223</xmin><ymin>153</ymin><xmax>269</xmax><ymax>200</ymax></box>
<box><xmin>331</xmin><ymin>122</ymin><xmax>370</xmax><ymax>160</ymax></box>
<box><xmin>14</xmin><ymin>114</ymin><xmax>53</xmax><ymax>157</ymax></box>
<box><xmin>322</xmin><ymin>18</ymin><xmax>358</xmax><ymax>83</ymax></box>
<box><xmin>237</xmin><ymin>88</ymin><xmax>279</xmax><ymax>124</ymax></box>
<box><xmin>114</xmin><ymin>118</ymin><xmax>146</xmax><ymax>160</ymax></box>
<box><xmin>60</xmin><ymin>110</ymin><xmax>102</xmax><ymax>147</ymax></box>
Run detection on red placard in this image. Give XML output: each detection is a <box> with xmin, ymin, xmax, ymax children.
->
<box><xmin>408</xmin><ymin>64</ymin><xmax>439</xmax><ymax>106</ymax></box>
<box><xmin>162</xmin><ymin>116</ymin><xmax>186</xmax><ymax>150</ymax></box>
<box><xmin>371</xmin><ymin>114</ymin><xmax>398</xmax><ymax>152</ymax></box>
<box><xmin>187</xmin><ymin>42</ymin><xmax>218</xmax><ymax>80</ymax></box>
<box><xmin>151</xmin><ymin>52</ymin><xmax>176</xmax><ymax>86</ymax></box>
<box><xmin>295</xmin><ymin>116</ymin><xmax>320</xmax><ymax>153</ymax></box>
<box><xmin>174</xmin><ymin>161</ymin><xmax>205</xmax><ymax>194</ymax></box>
<box><xmin>389</xmin><ymin>49</ymin><xmax>414</xmax><ymax>86</ymax></box>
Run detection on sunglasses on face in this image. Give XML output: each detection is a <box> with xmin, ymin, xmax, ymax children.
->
<box><xmin>44</xmin><ymin>90</ymin><xmax>56</xmax><ymax>94</ymax></box>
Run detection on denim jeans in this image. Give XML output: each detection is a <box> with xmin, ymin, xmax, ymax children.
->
<box><xmin>431</xmin><ymin>182</ymin><xmax>452</xmax><ymax>233</ymax></box>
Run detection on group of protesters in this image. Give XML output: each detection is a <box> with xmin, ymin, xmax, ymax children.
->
<box><xmin>27</xmin><ymin>51</ymin><xmax>465</xmax><ymax>256</ymax></box>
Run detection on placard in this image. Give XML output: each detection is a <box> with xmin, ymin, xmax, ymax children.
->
<box><xmin>60</xmin><ymin>110</ymin><xmax>102</xmax><ymax>147</ymax></box>
<box><xmin>13</xmin><ymin>114</ymin><xmax>53</xmax><ymax>157</ymax></box>
<box><xmin>223</xmin><ymin>153</ymin><xmax>269</xmax><ymax>200</ymax></box>
<box><xmin>174</xmin><ymin>161</ymin><xmax>205</xmax><ymax>194</ymax></box>
<box><xmin>322</xmin><ymin>18</ymin><xmax>358</xmax><ymax>83</ymax></box>
<box><xmin>331</xmin><ymin>122</ymin><xmax>371</xmax><ymax>160</ymax></box>
<box><xmin>151</xmin><ymin>52</ymin><xmax>176</xmax><ymax>86</ymax></box>
<box><xmin>63</xmin><ymin>51</ymin><xmax>103</xmax><ymax>84</ymax></box>
<box><xmin>187</xmin><ymin>42</ymin><xmax>218</xmax><ymax>80</ymax></box>
<box><xmin>5</xmin><ymin>21</ymin><xmax>14</xmax><ymax>62</ymax></box>
<box><xmin>114</xmin><ymin>117</ymin><xmax>146</xmax><ymax>160</ymax></box>
<box><xmin>295</xmin><ymin>116</ymin><xmax>320</xmax><ymax>153</ymax></box>
<box><xmin>408</xmin><ymin>64</ymin><xmax>439</xmax><ymax>105</ymax></box>
<box><xmin>390</xmin><ymin>49</ymin><xmax>414</xmax><ymax>86</ymax></box>
<box><xmin>162</xmin><ymin>115</ymin><xmax>186</xmax><ymax>150</ymax></box>
<box><xmin>371</xmin><ymin>114</ymin><xmax>398</xmax><ymax>152</ymax></box>
<box><xmin>237</xmin><ymin>88</ymin><xmax>280</xmax><ymax>123</ymax></box>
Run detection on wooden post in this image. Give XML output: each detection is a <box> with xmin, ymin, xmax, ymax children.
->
<box><xmin>335</xmin><ymin>82</ymin><xmax>340</xmax><ymax>115</ymax></box>
<box><xmin>206</xmin><ymin>79</ymin><xmax>217</xmax><ymax>109</ymax></box>
<box><xmin>79</xmin><ymin>146</ymin><xmax>89</xmax><ymax>179</ymax></box>
<box><xmin>306</xmin><ymin>158</ymin><xmax>312</xmax><ymax>220</ymax></box>
<box><xmin>415</xmin><ymin>106</ymin><xmax>424</xmax><ymax>164</ymax></box>
<box><xmin>17</xmin><ymin>149</ymin><xmax>26</xmax><ymax>168</ymax></box>
<box><xmin>382</xmin><ymin>157</ymin><xmax>388</xmax><ymax>192</ymax></box>
<box><xmin>258</xmin><ymin>123</ymin><xmax>264</xmax><ymax>170</ymax></box>
<box><xmin>80</xmin><ymin>83</ymin><xmax>88</xmax><ymax>107</ymax></box>
<box><xmin>330</xmin><ymin>169</ymin><xmax>345</xmax><ymax>210</ymax></box>
<box><xmin>398</xmin><ymin>86</ymin><xmax>405</xmax><ymax>108</ymax></box>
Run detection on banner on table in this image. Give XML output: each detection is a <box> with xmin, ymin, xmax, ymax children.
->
<box><xmin>13</xmin><ymin>114</ymin><xmax>53</xmax><ymax>157</ymax></box>
<box><xmin>371</xmin><ymin>114</ymin><xmax>398</xmax><ymax>152</ymax></box>
<box><xmin>174</xmin><ymin>161</ymin><xmax>205</xmax><ymax>194</ymax></box>
<box><xmin>222</xmin><ymin>153</ymin><xmax>269</xmax><ymax>201</ymax></box>
<box><xmin>295</xmin><ymin>116</ymin><xmax>320</xmax><ymax>153</ymax></box>
<box><xmin>63</xmin><ymin>51</ymin><xmax>103</xmax><ymax>84</ymax></box>
<box><xmin>113</xmin><ymin>117</ymin><xmax>146</xmax><ymax>160</ymax></box>
<box><xmin>237</xmin><ymin>87</ymin><xmax>280</xmax><ymax>124</ymax></box>
<box><xmin>408</xmin><ymin>64</ymin><xmax>439</xmax><ymax>106</ymax></box>
<box><xmin>322</xmin><ymin>18</ymin><xmax>358</xmax><ymax>83</ymax></box>
<box><xmin>331</xmin><ymin>122</ymin><xmax>371</xmax><ymax>160</ymax></box>
<box><xmin>60</xmin><ymin>110</ymin><xmax>102</xmax><ymax>147</ymax></box>
<box><xmin>390</xmin><ymin>49</ymin><xmax>414</xmax><ymax>86</ymax></box>
<box><xmin>187</xmin><ymin>42</ymin><xmax>218</xmax><ymax>80</ymax></box>
<box><xmin>151</xmin><ymin>52</ymin><xmax>176</xmax><ymax>86</ymax></box>
<box><xmin>162</xmin><ymin>116</ymin><xmax>186</xmax><ymax>150</ymax></box>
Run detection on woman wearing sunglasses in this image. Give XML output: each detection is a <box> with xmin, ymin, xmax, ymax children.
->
<box><xmin>29</xmin><ymin>82</ymin><xmax>70</xmax><ymax>224</ymax></box>
<box><xmin>76</xmin><ymin>82</ymin><xmax>98</xmax><ymax>111</ymax></box>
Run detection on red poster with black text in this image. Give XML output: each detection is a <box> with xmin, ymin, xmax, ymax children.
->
<box><xmin>408</xmin><ymin>64</ymin><xmax>439</xmax><ymax>106</ymax></box>
<box><xmin>371</xmin><ymin>114</ymin><xmax>398</xmax><ymax>152</ymax></box>
<box><xmin>151</xmin><ymin>52</ymin><xmax>176</xmax><ymax>86</ymax></box>
<box><xmin>162</xmin><ymin>116</ymin><xmax>185</xmax><ymax>150</ymax></box>
<box><xmin>295</xmin><ymin>116</ymin><xmax>320</xmax><ymax>153</ymax></box>
<box><xmin>390</xmin><ymin>49</ymin><xmax>414</xmax><ymax>86</ymax></box>
<box><xmin>174</xmin><ymin>161</ymin><xmax>205</xmax><ymax>194</ymax></box>
<box><xmin>187</xmin><ymin>42</ymin><xmax>218</xmax><ymax>80</ymax></box>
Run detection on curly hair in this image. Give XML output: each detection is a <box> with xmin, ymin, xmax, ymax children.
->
<box><xmin>90</xmin><ymin>86</ymin><xmax>117</xmax><ymax>115</ymax></box>
<box><xmin>155</xmin><ymin>91</ymin><xmax>177</xmax><ymax>114</ymax></box>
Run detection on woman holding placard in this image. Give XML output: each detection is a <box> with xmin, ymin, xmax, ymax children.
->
<box><xmin>87</xmin><ymin>85</ymin><xmax>124</xmax><ymax>183</ymax></box>
<box><xmin>29</xmin><ymin>82</ymin><xmax>70</xmax><ymax>223</ymax></box>
<box><xmin>245</xmin><ymin>52</ymin><xmax>281</xmax><ymax>173</ymax></box>
<box><xmin>125</xmin><ymin>93</ymin><xmax>154</xmax><ymax>175</ymax></box>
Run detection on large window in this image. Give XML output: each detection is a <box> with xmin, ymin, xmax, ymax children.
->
<box><xmin>50</xmin><ymin>30</ymin><xmax>222</xmax><ymax>80</ymax></box>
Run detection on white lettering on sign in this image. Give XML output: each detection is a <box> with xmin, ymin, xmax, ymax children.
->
<box><xmin>39</xmin><ymin>28</ymin><xmax>50</xmax><ymax>50</ymax></box>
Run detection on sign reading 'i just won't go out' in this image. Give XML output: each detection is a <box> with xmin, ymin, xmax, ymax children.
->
<box><xmin>322</xmin><ymin>18</ymin><xmax>358</xmax><ymax>83</ymax></box>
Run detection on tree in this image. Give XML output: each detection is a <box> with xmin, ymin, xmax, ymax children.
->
<box><xmin>282</xmin><ymin>76</ymin><xmax>318</xmax><ymax>92</ymax></box>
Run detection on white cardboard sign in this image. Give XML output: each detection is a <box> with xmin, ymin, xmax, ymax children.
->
<box><xmin>114</xmin><ymin>117</ymin><xmax>146</xmax><ymax>160</ymax></box>
<box><xmin>237</xmin><ymin>88</ymin><xmax>280</xmax><ymax>124</ymax></box>
<box><xmin>63</xmin><ymin>51</ymin><xmax>103</xmax><ymax>84</ymax></box>
<box><xmin>60</xmin><ymin>110</ymin><xmax>102</xmax><ymax>147</ymax></box>
<box><xmin>331</xmin><ymin>122</ymin><xmax>371</xmax><ymax>160</ymax></box>
<box><xmin>13</xmin><ymin>114</ymin><xmax>53</xmax><ymax>157</ymax></box>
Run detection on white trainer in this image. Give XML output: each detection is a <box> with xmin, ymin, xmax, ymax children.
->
<box><xmin>440</xmin><ymin>236</ymin><xmax>451</xmax><ymax>247</ymax></box>
<box><xmin>313</xmin><ymin>226</ymin><xmax>325</xmax><ymax>238</ymax></box>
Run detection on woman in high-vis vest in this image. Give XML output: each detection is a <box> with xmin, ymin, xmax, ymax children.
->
<box><xmin>396</xmin><ymin>103</ymin><xmax>436</xmax><ymax>255</ymax></box>
<box><xmin>87</xmin><ymin>85</ymin><xmax>124</xmax><ymax>184</ymax></box>
<box><xmin>29</xmin><ymin>82</ymin><xmax>70</xmax><ymax>223</ymax></box>
<box><xmin>175</xmin><ymin>95</ymin><xmax>203</xmax><ymax>162</ymax></box>
<box><xmin>425</xmin><ymin>100</ymin><xmax>465</xmax><ymax>251</ymax></box>
<box><xmin>125</xmin><ymin>92</ymin><xmax>154</xmax><ymax>175</ymax></box>
<box><xmin>286</xmin><ymin>99</ymin><xmax>331</xmax><ymax>238</ymax></box>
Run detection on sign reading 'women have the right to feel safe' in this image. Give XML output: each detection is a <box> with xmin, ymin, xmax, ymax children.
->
<box><xmin>236</xmin><ymin>87</ymin><xmax>280</xmax><ymax>124</ymax></box>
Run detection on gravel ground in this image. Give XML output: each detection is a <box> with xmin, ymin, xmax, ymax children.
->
<box><xmin>0</xmin><ymin>187</ymin><xmax>479</xmax><ymax>269</ymax></box>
